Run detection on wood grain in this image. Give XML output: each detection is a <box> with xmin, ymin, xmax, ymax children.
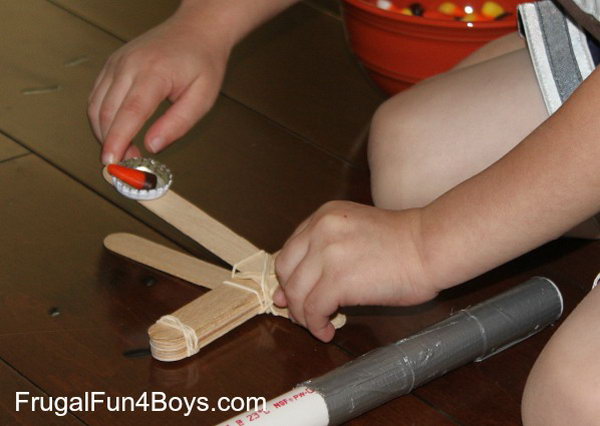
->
<box><xmin>305</xmin><ymin>0</ymin><xmax>342</xmax><ymax>16</ymax></box>
<box><xmin>0</xmin><ymin>358</ymin><xmax>83</xmax><ymax>425</ymax></box>
<box><xmin>148</xmin><ymin>283</ymin><xmax>262</xmax><ymax>361</ymax></box>
<box><xmin>104</xmin><ymin>233</ymin><xmax>230</xmax><ymax>290</ymax></box>
<box><xmin>0</xmin><ymin>133</ymin><xmax>28</xmax><ymax>163</ymax></box>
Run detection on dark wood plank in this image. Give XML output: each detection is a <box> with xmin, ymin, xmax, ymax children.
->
<box><xmin>0</xmin><ymin>0</ymin><xmax>370</xmax><ymax>259</ymax></box>
<box><xmin>351</xmin><ymin>397</ymin><xmax>457</xmax><ymax>426</ymax></box>
<box><xmin>0</xmin><ymin>358</ymin><xmax>82</xmax><ymax>425</ymax></box>
<box><xmin>225</xmin><ymin>3</ymin><xmax>382</xmax><ymax>166</ymax></box>
<box><xmin>305</xmin><ymin>0</ymin><xmax>342</xmax><ymax>16</ymax></box>
<box><xmin>50</xmin><ymin>0</ymin><xmax>384</xmax><ymax>165</ymax></box>
<box><xmin>0</xmin><ymin>155</ymin><xmax>187</xmax><ymax>338</ymax></box>
<box><xmin>334</xmin><ymin>238</ymin><xmax>596</xmax><ymax>425</ymax></box>
<box><xmin>48</xmin><ymin>0</ymin><xmax>179</xmax><ymax>40</ymax></box>
<box><xmin>0</xmin><ymin>155</ymin><xmax>450</xmax><ymax>425</ymax></box>
<box><xmin>47</xmin><ymin>0</ymin><xmax>341</xmax><ymax>37</ymax></box>
<box><xmin>0</xmin><ymin>133</ymin><xmax>28</xmax><ymax>163</ymax></box>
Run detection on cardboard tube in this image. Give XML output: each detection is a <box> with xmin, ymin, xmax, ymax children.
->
<box><xmin>220</xmin><ymin>277</ymin><xmax>562</xmax><ymax>425</ymax></box>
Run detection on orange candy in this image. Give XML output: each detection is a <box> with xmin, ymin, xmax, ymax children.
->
<box><xmin>107</xmin><ymin>164</ymin><xmax>158</xmax><ymax>190</ymax></box>
<box><xmin>438</xmin><ymin>2</ymin><xmax>464</xmax><ymax>17</ymax></box>
<box><xmin>481</xmin><ymin>1</ymin><xmax>505</xmax><ymax>18</ymax></box>
<box><xmin>462</xmin><ymin>11</ymin><xmax>494</xmax><ymax>21</ymax></box>
<box><xmin>371</xmin><ymin>0</ymin><xmax>510</xmax><ymax>22</ymax></box>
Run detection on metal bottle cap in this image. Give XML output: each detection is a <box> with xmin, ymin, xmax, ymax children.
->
<box><xmin>105</xmin><ymin>157</ymin><xmax>173</xmax><ymax>201</ymax></box>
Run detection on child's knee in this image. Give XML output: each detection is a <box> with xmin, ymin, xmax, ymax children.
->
<box><xmin>522</xmin><ymin>332</ymin><xmax>600</xmax><ymax>425</ymax></box>
<box><xmin>368</xmin><ymin>100</ymin><xmax>397</xmax><ymax>206</ymax></box>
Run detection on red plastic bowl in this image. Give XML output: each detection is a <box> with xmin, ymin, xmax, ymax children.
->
<box><xmin>342</xmin><ymin>0</ymin><xmax>520</xmax><ymax>93</ymax></box>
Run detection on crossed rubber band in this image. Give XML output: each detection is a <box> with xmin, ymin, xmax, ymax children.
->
<box><xmin>155</xmin><ymin>251</ymin><xmax>278</xmax><ymax>358</ymax></box>
<box><xmin>156</xmin><ymin>315</ymin><xmax>200</xmax><ymax>357</ymax></box>
<box><xmin>156</xmin><ymin>251</ymin><xmax>346</xmax><ymax>357</ymax></box>
<box><xmin>224</xmin><ymin>250</ymin><xmax>277</xmax><ymax>315</ymax></box>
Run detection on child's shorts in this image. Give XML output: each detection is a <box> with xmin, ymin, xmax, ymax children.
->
<box><xmin>518</xmin><ymin>0</ymin><xmax>600</xmax><ymax>114</ymax></box>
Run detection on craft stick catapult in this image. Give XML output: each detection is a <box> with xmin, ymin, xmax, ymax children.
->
<box><xmin>102</xmin><ymin>162</ymin><xmax>346</xmax><ymax>362</ymax></box>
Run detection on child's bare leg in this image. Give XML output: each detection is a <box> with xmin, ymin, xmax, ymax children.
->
<box><xmin>454</xmin><ymin>32</ymin><xmax>526</xmax><ymax>70</ymax></box>
<box><xmin>369</xmin><ymin>48</ymin><xmax>547</xmax><ymax>210</ymax></box>
<box><xmin>521</xmin><ymin>286</ymin><xmax>600</xmax><ymax>425</ymax></box>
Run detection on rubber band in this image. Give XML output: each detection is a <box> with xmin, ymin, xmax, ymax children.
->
<box><xmin>156</xmin><ymin>315</ymin><xmax>199</xmax><ymax>357</ymax></box>
<box><xmin>223</xmin><ymin>280</ymin><xmax>263</xmax><ymax>306</ymax></box>
<box><xmin>157</xmin><ymin>252</ymin><xmax>278</xmax><ymax>358</ymax></box>
<box><xmin>231</xmin><ymin>250</ymin><xmax>270</xmax><ymax>281</ymax></box>
<box><xmin>227</xmin><ymin>250</ymin><xmax>276</xmax><ymax>314</ymax></box>
<box><xmin>227</xmin><ymin>251</ymin><xmax>346</xmax><ymax>329</ymax></box>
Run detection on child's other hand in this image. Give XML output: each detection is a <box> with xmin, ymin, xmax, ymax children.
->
<box><xmin>88</xmin><ymin>14</ymin><xmax>230</xmax><ymax>164</ymax></box>
<box><xmin>274</xmin><ymin>201</ymin><xmax>438</xmax><ymax>342</ymax></box>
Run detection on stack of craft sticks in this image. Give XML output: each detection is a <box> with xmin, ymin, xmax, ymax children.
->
<box><xmin>103</xmin><ymin>167</ymin><xmax>345</xmax><ymax>361</ymax></box>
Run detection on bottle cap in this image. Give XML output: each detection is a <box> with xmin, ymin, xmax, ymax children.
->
<box><xmin>104</xmin><ymin>157</ymin><xmax>173</xmax><ymax>200</ymax></box>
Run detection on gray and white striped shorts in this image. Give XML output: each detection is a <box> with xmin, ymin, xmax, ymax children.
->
<box><xmin>518</xmin><ymin>0</ymin><xmax>599</xmax><ymax>114</ymax></box>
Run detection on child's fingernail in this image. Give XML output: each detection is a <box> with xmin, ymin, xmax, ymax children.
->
<box><xmin>102</xmin><ymin>152</ymin><xmax>115</xmax><ymax>165</ymax></box>
<box><xmin>147</xmin><ymin>137</ymin><xmax>163</xmax><ymax>153</ymax></box>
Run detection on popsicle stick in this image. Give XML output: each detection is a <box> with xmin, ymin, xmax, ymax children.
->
<box><xmin>104</xmin><ymin>233</ymin><xmax>230</xmax><ymax>290</ymax></box>
<box><xmin>149</xmin><ymin>280</ymin><xmax>262</xmax><ymax>361</ymax></box>
<box><xmin>139</xmin><ymin>192</ymin><xmax>263</xmax><ymax>270</ymax></box>
<box><xmin>103</xmin><ymin>166</ymin><xmax>262</xmax><ymax>270</ymax></box>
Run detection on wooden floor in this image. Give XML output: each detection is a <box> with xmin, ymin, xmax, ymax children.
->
<box><xmin>1</xmin><ymin>1</ymin><xmax>597</xmax><ymax>425</ymax></box>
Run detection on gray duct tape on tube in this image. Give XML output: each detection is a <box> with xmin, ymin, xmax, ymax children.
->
<box><xmin>302</xmin><ymin>277</ymin><xmax>563</xmax><ymax>425</ymax></box>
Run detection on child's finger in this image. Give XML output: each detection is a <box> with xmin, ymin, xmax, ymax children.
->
<box><xmin>280</xmin><ymin>250</ymin><xmax>322</xmax><ymax>327</ymax></box>
<box><xmin>304</xmin><ymin>283</ymin><xmax>338</xmax><ymax>342</ymax></box>
<box><xmin>88</xmin><ymin>65</ymin><xmax>108</xmax><ymax>105</ymax></box>
<box><xmin>276</xmin><ymin>216</ymin><xmax>313</xmax><ymax>282</ymax></box>
<box><xmin>102</xmin><ymin>75</ymin><xmax>170</xmax><ymax>164</ymax></box>
<box><xmin>275</xmin><ymin>231</ymin><xmax>310</xmax><ymax>286</ymax></box>
<box><xmin>98</xmin><ymin>76</ymin><xmax>133</xmax><ymax>140</ymax></box>
<box><xmin>144</xmin><ymin>78</ymin><xmax>217</xmax><ymax>153</ymax></box>
<box><xmin>88</xmin><ymin>73</ymin><xmax>113</xmax><ymax>142</ymax></box>
<box><xmin>123</xmin><ymin>145</ymin><xmax>141</xmax><ymax>160</ymax></box>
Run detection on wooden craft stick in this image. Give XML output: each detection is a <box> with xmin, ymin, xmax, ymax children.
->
<box><xmin>149</xmin><ymin>280</ymin><xmax>263</xmax><ymax>361</ymax></box>
<box><xmin>103</xmin><ymin>167</ymin><xmax>261</xmax><ymax>270</ymax></box>
<box><xmin>138</xmin><ymin>192</ymin><xmax>263</xmax><ymax>271</ymax></box>
<box><xmin>105</xmin><ymin>235</ymin><xmax>270</xmax><ymax>361</ymax></box>
<box><xmin>104</xmin><ymin>233</ymin><xmax>230</xmax><ymax>290</ymax></box>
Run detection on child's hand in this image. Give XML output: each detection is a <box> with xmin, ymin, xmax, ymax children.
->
<box><xmin>88</xmin><ymin>14</ymin><xmax>230</xmax><ymax>164</ymax></box>
<box><xmin>274</xmin><ymin>201</ymin><xmax>438</xmax><ymax>342</ymax></box>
